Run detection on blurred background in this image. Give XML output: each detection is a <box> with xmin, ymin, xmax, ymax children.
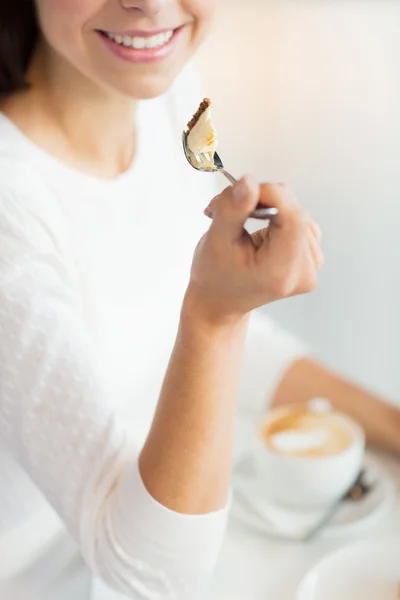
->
<box><xmin>195</xmin><ymin>0</ymin><xmax>400</xmax><ymax>404</ymax></box>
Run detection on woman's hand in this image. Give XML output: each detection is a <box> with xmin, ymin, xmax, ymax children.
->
<box><xmin>188</xmin><ymin>176</ymin><xmax>323</xmax><ymax>323</ymax></box>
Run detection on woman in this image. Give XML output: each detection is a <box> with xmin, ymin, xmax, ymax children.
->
<box><xmin>0</xmin><ymin>2</ymin><xmax>322</xmax><ymax>599</ymax></box>
<box><xmin>0</xmin><ymin>2</ymin><xmax>393</xmax><ymax>599</ymax></box>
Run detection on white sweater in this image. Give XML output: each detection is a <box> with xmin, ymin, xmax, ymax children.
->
<box><xmin>0</xmin><ymin>68</ymin><xmax>306</xmax><ymax>599</ymax></box>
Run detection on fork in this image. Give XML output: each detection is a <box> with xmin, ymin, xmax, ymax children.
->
<box><xmin>182</xmin><ymin>131</ymin><xmax>278</xmax><ymax>221</ymax></box>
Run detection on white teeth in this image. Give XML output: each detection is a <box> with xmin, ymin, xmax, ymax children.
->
<box><xmin>133</xmin><ymin>37</ymin><xmax>145</xmax><ymax>49</ymax></box>
<box><xmin>143</xmin><ymin>35</ymin><xmax>158</xmax><ymax>49</ymax></box>
<box><xmin>157</xmin><ymin>33</ymin><xmax>166</xmax><ymax>46</ymax></box>
<box><xmin>105</xmin><ymin>30</ymin><xmax>174</xmax><ymax>50</ymax></box>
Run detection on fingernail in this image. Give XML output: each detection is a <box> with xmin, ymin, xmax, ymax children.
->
<box><xmin>233</xmin><ymin>179</ymin><xmax>248</xmax><ymax>202</ymax></box>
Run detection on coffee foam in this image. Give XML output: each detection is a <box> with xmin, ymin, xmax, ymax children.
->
<box><xmin>270</xmin><ymin>428</ymin><xmax>330</xmax><ymax>453</ymax></box>
<box><xmin>261</xmin><ymin>410</ymin><xmax>355</xmax><ymax>458</ymax></box>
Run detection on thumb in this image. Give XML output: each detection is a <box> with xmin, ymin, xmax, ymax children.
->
<box><xmin>207</xmin><ymin>176</ymin><xmax>260</xmax><ymax>242</ymax></box>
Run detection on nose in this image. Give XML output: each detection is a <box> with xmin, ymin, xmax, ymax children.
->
<box><xmin>119</xmin><ymin>0</ymin><xmax>170</xmax><ymax>16</ymax></box>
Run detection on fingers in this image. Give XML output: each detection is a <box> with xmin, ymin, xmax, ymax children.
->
<box><xmin>307</xmin><ymin>216</ymin><xmax>324</xmax><ymax>269</ymax></box>
<box><xmin>248</xmin><ymin>183</ymin><xmax>323</xmax><ymax>275</ymax></box>
<box><xmin>205</xmin><ymin>176</ymin><xmax>260</xmax><ymax>242</ymax></box>
<box><xmin>255</xmin><ymin>203</ymin><xmax>323</xmax><ymax>298</ymax></box>
<box><xmin>204</xmin><ymin>178</ymin><xmax>323</xmax><ymax>301</ymax></box>
<box><xmin>309</xmin><ymin>234</ymin><xmax>324</xmax><ymax>270</ymax></box>
<box><xmin>257</xmin><ymin>183</ymin><xmax>300</xmax><ymax>225</ymax></box>
<box><xmin>258</xmin><ymin>184</ymin><xmax>322</xmax><ymax>245</ymax></box>
<box><xmin>205</xmin><ymin>181</ymin><xmax>302</xmax><ymax>229</ymax></box>
<box><xmin>251</xmin><ymin>218</ymin><xmax>323</xmax><ymax>269</ymax></box>
<box><xmin>309</xmin><ymin>219</ymin><xmax>322</xmax><ymax>244</ymax></box>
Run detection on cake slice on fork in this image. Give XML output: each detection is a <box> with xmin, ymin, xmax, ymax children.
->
<box><xmin>186</xmin><ymin>98</ymin><xmax>219</xmax><ymax>166</ymax></box>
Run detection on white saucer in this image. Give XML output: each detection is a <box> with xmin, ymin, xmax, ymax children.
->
<box><xmin>296</xmin><ymin>536</ymin><xmax>400</xmax><ymax>600</ymax></box>
<box><xmin>231</xmin><ymin>454</ymin><xmax>396</xmax><ymax>541</ymax></box>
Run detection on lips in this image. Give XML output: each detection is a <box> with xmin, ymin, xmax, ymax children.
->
<box><xmin>97</xmin><ymin>25</ymin><xmax>184</xmax><ymax>63</ymax></box>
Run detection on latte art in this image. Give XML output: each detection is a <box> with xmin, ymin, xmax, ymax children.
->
<box><xmin>261</xmin><ymin>410</ymin><xmax>355</xmax><ymax>458</ymax></box>
<box><xmin>270</xmin><ymin>428</ymin><xmax>330</xmax><ymax>453</ymax></box>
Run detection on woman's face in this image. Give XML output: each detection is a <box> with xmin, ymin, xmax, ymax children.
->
<box><xmin>34</xmin><ymin>0</ymin><xmax>218</xmax><ymax>99</ymax></box>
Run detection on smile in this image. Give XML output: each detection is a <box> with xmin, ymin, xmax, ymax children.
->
<box><xmin>97</xmin><ymin>26</ymin><xmax>184</xmax><ymax>63</ymax></box>
<box><xmin>103</xmin><ymin>30</ymin><xmax>175</xmax><ymax>50</ymax></box>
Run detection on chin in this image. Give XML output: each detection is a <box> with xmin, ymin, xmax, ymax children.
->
<box><xmin>109</xmin><ymin>71</ymin><xmax>182</xmax><ymax>100</ymax></box>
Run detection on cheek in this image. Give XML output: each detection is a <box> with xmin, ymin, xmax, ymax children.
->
<box><xmin>184</xmin><ymin>0</ymin><xmax>218</xmax><ymax>47</ymax></box>
<box><xmin>184</xmin><ymin>0</ymin><xmax>218</xmax><ymax>27</ymax></box>
<box><xmin>35</xmin><ymin>0</ymin><xmax>99</xmax><ymax>48</ymax></box>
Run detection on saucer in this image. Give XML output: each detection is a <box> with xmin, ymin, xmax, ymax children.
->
<box><xmin>296</xmin><ymin>536</ymin><xmax>400</xmax><ymax>599</ymax></box>
<box><xmin>231</xmin><ymin>454</ymin><xmax>396</xmax><ymax>541</ymax></box>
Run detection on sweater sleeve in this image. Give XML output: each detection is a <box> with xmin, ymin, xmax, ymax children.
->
<box><xmin>0</xmin><ymin>181</ymin><xmax>229</xmax><ymax>599</ymax></box>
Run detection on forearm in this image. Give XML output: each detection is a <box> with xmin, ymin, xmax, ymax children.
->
<box><xmin>139</xmin><ymin>290</ymin><xmax>249</xmax><ymax>515</ymax></box>
<box><xmin>273</xmin><ymin>358</ymin><xmax>400</xmax><ymax>454</ymax></box>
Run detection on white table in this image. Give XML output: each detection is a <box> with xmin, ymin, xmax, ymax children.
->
<box><xmin>2</xmin><ymin>442</ymin><xmax>399</xmax><ymax>600</ymax></box>
<box><xmin>211</xmin><ymin>450</ymin><xmax>400</xmax><ymax>600</ymax></box>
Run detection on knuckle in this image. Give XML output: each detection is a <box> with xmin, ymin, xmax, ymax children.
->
<box><xmin>296</xmin><ymin>207</ymin><xmax>309</xmax><ymax>225</ymax></box>
<box><xmin>259</xmin><ymin>182</ymin><xmax>274</xmax><ymax>193</ymax></box>
<box><xmin>310</xmin><ymin>218</ymin><xmax>322</xmax><ymax>234</ymax></box>
<box><xmin>270</xmin><ymin>274</ymin><xmax>296</xmax><ymax>299</ymax></box>
<box><xmin>260</xmin><ymin>182</ymin><xmax>286</xmax><ymax>200</ymax></box>
<box><xmin>208</xmin><ymin>196</ymin><xmax>223</xmax><ymax>213</ymax></box>
<box><xmin>270</xmin><ymin>267</ymin><xmax>318</xmax><ymax>299</ymax></box>
<box><xmin>300</xmin><ymin>270</ymin><xmax>318</xmax><ymax>294</ymax></box>
<box><xmin>288</xmin><ymin>208</ymin><xmax>309</xmax><ymax>231</ymax></box>
<box><xmin>275</xmin><ymin>282</ymin><xmax>292</xmax><ymax>298</ymax></box>
<box><xmin>277</xmin><ymin>182</ymin><xmax>290</xmax><ymax>191</ymax></box>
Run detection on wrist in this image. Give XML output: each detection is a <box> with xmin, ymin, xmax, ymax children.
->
<box><xmin>182</xmin><ymin>284</ymin><xmax>250</xmax><ymax>332</ymax></box>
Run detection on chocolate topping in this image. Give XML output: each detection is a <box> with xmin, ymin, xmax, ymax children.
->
<box><xmin>186</xmin><ymin>98</ymin><xmax>211</xmax><ymax>133</ymax></box>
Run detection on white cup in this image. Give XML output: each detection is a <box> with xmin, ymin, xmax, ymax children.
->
<box><xmin>252</xmin><ymin>402</ymin><xmax>365</xmax><ymax>509</ymax></box>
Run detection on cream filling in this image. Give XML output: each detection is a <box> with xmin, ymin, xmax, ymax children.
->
<box><xmin>187</xmin><ymin>106</ymin><xmax>219</xmax><ymax>163</ymax></box>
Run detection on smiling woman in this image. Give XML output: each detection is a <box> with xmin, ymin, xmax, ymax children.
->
<box><xmin>0</xmin><ymin>1</ymin><xmax>323</xmax><ymax>600</ymax></box>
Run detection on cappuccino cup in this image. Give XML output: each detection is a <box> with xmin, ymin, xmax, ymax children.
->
<box><xmin>252</xmin><ymin>401</ymin><xmax>365</xmax><ymax>509</ymax></box>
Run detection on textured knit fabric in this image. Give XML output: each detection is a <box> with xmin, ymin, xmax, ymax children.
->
<box><xmin>0</xmin><ymin>66</ymin><xmax>307</xmax><ymax>599</ymax></box>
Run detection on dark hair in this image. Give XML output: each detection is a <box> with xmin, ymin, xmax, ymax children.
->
<box><xmin>0</xmin><ymin>1</ymin><xmax>38</xmax><ymax>96</ymax></box>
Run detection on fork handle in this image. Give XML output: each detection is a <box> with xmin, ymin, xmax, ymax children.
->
<box><xmin>219</xmin><ymin>168</ymin><xmax>237</xmax><ymax>185</ymax></box>
<box><xmin>218</xmin><ymin>169</ymin><xmax>278</xmax><ymax>220</ymax></box>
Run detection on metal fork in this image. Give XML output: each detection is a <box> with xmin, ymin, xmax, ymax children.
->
<box><xmin>182</xmin><ymin>132</ymin><xmax>278</xmax><ymax>221</ymax></box>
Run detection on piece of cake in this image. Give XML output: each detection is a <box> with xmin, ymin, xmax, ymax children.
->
<box><xmin>186</xmin><ymin>98</ymin><xmax>219</xmax><ymax>164</ymax></box>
